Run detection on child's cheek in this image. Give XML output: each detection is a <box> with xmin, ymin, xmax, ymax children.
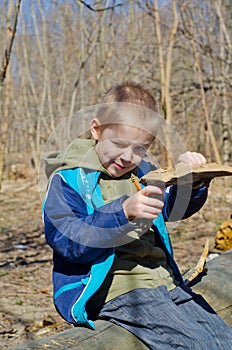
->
<box><xmin>134</xmin><ymin>154</ymin><xmax>143</xmax><ymax>165</ymax></box>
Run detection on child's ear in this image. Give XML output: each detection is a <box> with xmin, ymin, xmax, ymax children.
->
<box><xmin>90</xmin><ymin>118</ymin><xmax>101</xmax><ymax>140</ymax></box>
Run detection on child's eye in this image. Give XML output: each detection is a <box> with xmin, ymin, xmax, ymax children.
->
<box><xmin>111</xmin><ymin>140</ymin><xmax>125</xmax><ymax>147</ymax></box>
<box><xmin>136</xmin><ymin>146</ymin><xmax>146</xmax><ymax>152</ymax></box>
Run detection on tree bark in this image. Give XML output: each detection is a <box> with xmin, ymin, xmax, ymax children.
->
<box><xmin>0</xmin><ymin>0</ymin><xmax>22</xmax><ymax>189</ymax></box>
<box><xmin>154</xmin><ymin>0</ymin><xmax>178</xmax><ymax>167</ymax></box>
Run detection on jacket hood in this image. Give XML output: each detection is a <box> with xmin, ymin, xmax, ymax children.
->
<box><xmin>44</xmin><ymin>138</ymin><xmax>105</xmax><ymax>178</ymax></box>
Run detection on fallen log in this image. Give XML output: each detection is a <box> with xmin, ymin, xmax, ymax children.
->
<box><xmin>10</xmin><ymin>250</ymin><xmax>232</xmax><ymax>350</ymax></box>
<box><xmin>9</xmin><ymin>319</ymin><xmax>147</xmax><ymax>350</ymax></box>
<box><xmin>191</xmin><ymin>249</ymin><xmax>232</xmax><ymax>326</ymax></box>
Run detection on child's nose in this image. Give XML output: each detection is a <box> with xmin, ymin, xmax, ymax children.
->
<box><xmin>121</xmin><ymin>148</ymin><xmax>133</xmax><ymax>162</ymax></box>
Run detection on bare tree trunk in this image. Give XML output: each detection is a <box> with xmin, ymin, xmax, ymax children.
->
<box><xmin>216</xmin><ymin>0</ymin><xmax>231</xmax><ymax>164</ymax></box>
<box><xmin>164</xmin><ymin>0</ymin><xmax>178</xmax><ymax>167</ymax></box>
<box><xmin>154</xmin><ymin>0</ymin><xmax>165</xmax><ymax>108</ymax></box>
<box><xmin>191</xmin><ymin>37</ymin><xmax>222</xmax><ymax>164</ymax></box>
<box><xmin>165</xmin><ymin>0</ymin><xmax>178</xmax><ymax>123</ymax></box>
<box><xmin>0</xmin><ymin>0</ymin><xmax>21</xmax><ymax>90</ymax></box>
<box><xmin>0</xmin><ymin>64</ymin><xmax>11</xmax><ymax>190</ymax></box>
<box><xmin>79</xmin><ymin>1</ymin><xmax>85</xmax><ymax>108</ymax></box>
<box><xmin>0</xmin><ymin>0</ymin><xmax>21</xmax><ymax>189</ymax></box>
<box><xmin>154</xmin><ymin>0</ymin><xmax>178</xmax><ymax>167</ymax></box>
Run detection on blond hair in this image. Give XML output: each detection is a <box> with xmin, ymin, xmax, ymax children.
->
<box><xmin>102</xmin><ymin>81</ymin><xmax>159</xmax><ymax>112</ymax></box>
<box><xmin>95</xmin><ymin>81</ymin><xmax>161</xmax><ymax>136</ymax></box>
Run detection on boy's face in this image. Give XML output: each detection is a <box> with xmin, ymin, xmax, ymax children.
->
<box><xmin>91</xmin><ymin>119</ymin><xmax>154</xmax><ymax>177</ymax></box>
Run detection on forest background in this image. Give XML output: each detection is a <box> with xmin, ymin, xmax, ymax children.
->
<box><xmin>0</xmin><ymin>0</ymin><xmax>231</xmax><ymax>182</ymax></box>
<box><xmin>0</xmin><ymin>0</ymin><xmax>231</xmax><ymax>349</ymax></box>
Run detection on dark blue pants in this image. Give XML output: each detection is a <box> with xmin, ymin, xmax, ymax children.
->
<box><xmin>99</xmin><ymin>285</ymin><xmax>232</xmax><ymax>350</ymax></box>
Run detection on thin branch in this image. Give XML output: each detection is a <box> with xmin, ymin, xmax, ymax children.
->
<box><xmin>75</xmin><ymin>0</ymin><xmax>126</xmax><ymax>12</ymax></box>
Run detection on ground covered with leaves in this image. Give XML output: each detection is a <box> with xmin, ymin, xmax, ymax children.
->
<box><xmin>0</xmin><ymin>175</ymin><xmax>231</xmax><ymax>349</ymax></box>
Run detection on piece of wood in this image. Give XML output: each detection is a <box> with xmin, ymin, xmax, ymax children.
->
<box><xmin>185</xmin><ymin>239</ymin><xmax>209</xmax><ymax>282</ymax></box>
<box><xmin>192</xmin><ymin>249</ymin><xmax>232</xmax><ymax>327</ymax></box>
<box><xmin>9</xmin><ymin>320</ymin><xmax>148</xmax><ymax>350</ymax></box>
<box><xmin>141</xmin><ymin>162</ymin><xmax>232</xmax><ymax>187</ymax></box>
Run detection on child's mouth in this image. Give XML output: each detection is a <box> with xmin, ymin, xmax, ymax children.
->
<box><xmin>113</xmin><ymin>162</ymin><xmax>127</xmax><ymax>170</ymax></box>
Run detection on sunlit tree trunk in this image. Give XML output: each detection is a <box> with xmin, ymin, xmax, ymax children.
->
<box><xmin>154</xmin><ymin>0</ymin><xmax>178</xmax><ymax>167</ymax></box>
<box><xmin>0</xmin><ymin>0</ymin><xmax>21</xmax><ymax>189</ymax></box>
<box><xmin>216</xmin><ymin>0</ymin><xmax>231</xmax><ymax>164</ymax></box>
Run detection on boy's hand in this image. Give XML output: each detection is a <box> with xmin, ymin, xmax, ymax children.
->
<box><xmin>178</xmin><ymin>151</ymin><xmax>206</xmax><ymax>166</ymax></box>
<box><xmin>122</xmin><ymin>186</ymin><xmax>164</xmax><ymax>221</ymax></box>
<box><xmin>178</xmin><ymin>151</ymin><xmax>210</xmax><ymax>188</ymax></box>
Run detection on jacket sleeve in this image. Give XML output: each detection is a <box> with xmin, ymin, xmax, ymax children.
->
<box><xmin>43</xmin><ymin>173</ymin><xmax>136</xmax><ymax>264</ymax></box>
<box><xmin>162</xmin><ymin>184</ymin><xmax>208</xmax><ymax>222</ymax></box>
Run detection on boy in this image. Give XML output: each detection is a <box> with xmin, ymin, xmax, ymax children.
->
<box><xmin>43</xmin><ymin>81</ymin><xmax>232</xmax><ymax>349</ymax></box>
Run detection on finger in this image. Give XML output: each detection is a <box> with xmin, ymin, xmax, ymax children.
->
<box><xmin>186</xmin><ymin>152</ymin><xmax>206</xmax><ymax>165</ymax></box>
<box><xmin>139</xmin><ymin>208</ymin><xmax>163</xmax><ymax>220</ymax></box>
<box><xmin>145</xmin><ymin>206</ymin><xmax>163</xmax><ymax>215</ymax></box>
<box><xmin>144</xmin><ymin>197</ymin><xmax>164</xmax><ymax>209</ymax></box>
<box><xmin>193</xmin><ymin>153</ymin><xmax>206</xmax><ymax>165</ymax></box>
<box><xmin>178</xmin><ymin>151</ymin><xmax>207</xmax><ymax>165</ymax></box>
<box><xmin>142</xmin><ymin>185</ymin><xmax>164</xmax><ymax>196</ymax></box>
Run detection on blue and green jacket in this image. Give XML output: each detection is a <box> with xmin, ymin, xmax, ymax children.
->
<box><xmin>43</xmin><ymin>139</ymin><xmax>208</xmax><ymax>330</ymax></box>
